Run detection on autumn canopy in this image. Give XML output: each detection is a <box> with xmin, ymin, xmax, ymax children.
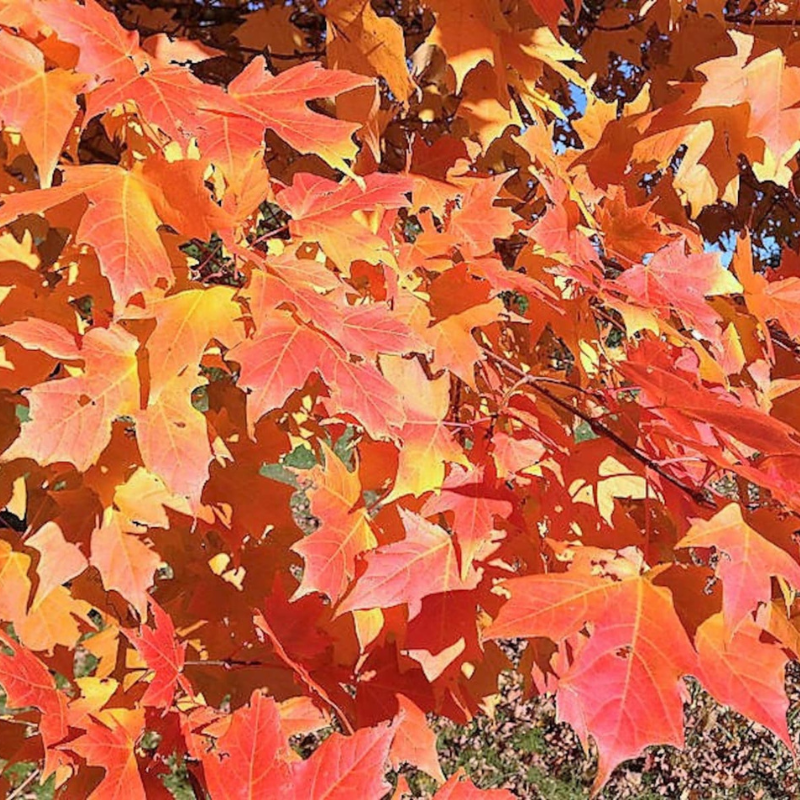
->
<box><xmin>1</xmin><ymin>0</ymin><xmax>800</xmax><ymax>796</ymax></box>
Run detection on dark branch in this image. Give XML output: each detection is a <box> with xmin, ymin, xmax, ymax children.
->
<box><xmin>482</xmin><ymin>347</ymin><xmax>718</xmax><ymax>508</ymax></box>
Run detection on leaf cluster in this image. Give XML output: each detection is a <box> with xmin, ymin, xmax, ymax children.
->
<box><xmin>2</xmin><ymin>0</ymin><xmax>800</xmax><ymax>797</ymax></box>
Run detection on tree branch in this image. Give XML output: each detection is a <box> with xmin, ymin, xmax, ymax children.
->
<box><xmin>8</xmin><ymin>769</ymin><xmax>41</xmax><ymax>800</ymax></box>
<box><xmin>482</xmin><ymin>347</ymin><xmax>717</xmax><ymax>508</ymax></box>
<box><xmin>184</xmin><ymin>658</ymin><xmax>265</xmax><ymax>669</ymax></box>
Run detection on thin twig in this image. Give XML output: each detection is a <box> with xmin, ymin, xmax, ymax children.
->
<box><xmin>8</xmin><ymin>769</ymin><xmax>41</xmax><ymax>800</ymax></box>
<box><xmin>590</xmin><ymin>7</ymin><xmax>800</xmax><ymax>31</ymax></box>
<box><xmin>482</xmin><ymin>347</ymin><xmax>716</xmax><ymax>507</ymax></box>
<box><xmin>184</xmin><ymin>658</ymin><xmax>265</xmax><ymax>668</ymax></box>
<box><xmin>485</xmin><ymin>349</ymin><xmax>603</xmax><ymax>398</ymax></box>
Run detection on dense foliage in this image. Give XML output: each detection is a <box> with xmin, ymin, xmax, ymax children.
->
<box><xmin>2</xmin><ymin>0</ymin><xmax>800</xmax><ymax>796</ymax></box>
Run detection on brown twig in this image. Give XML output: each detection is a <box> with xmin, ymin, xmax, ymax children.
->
<box><xmin>184</xmin><ymin>658</ymin><xmax>265</xmax><ymax>669</ymax></box>
<box><xmin>485</xmin><ymin>348</ymin><xmax>604</xmax><ymax>399</ymax></box>
<box><xmin>482</xmin><ymin>347</ymin><xmax>717</xmax><ymax>508</ymax></box>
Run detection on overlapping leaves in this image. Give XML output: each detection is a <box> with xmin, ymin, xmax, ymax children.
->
<box><xmin>2</xmin><ymin>0</ymin><xmax>800</xmax><ymax>797</ymax></box>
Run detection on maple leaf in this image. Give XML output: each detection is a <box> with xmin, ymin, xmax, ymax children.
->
<box><xmin>89</xmin><ymin>63</ymin><xmax>226</xmax><ymax>145</ymax></box>
<box><xmin>595</xmin><ymin>189</ymin><xmax>673</xmax><ymax>265</ymax></box>
<box><xmin>237</xmin><ymin>252</ymin><xmax>343</xmax><ymax>327</ymax></box>
<box><xmin>200</xmin><ymin>691</ymin><xmax>292</xmax><ymax>798</ymax></box>
<box><xmin>69</xmin><ymin>708</ymin><xmax>147</xmax><ymax>800</ymax></box>
<box><xmin>230</xmin><ymin>311</ymin><xmax>405</xmax><ymax>440</ymax></box>
<box><xmin>0</xmin><ymin>158</ymin><xmax>230</xmax><ymax>308</ymax></box>
<box><xmin>613</xmin><ymin>239</ymin><xmax>742</xmax><ymax>340</ymax></box>
<box><xmin>734</xmin><ymin>231</ymin><xmax>800</xmax><ymax>345</ymax></box>
<box><xmin>0</xmin><ymin>630</ymin><xmax>68</xmax><ymax>778</ymax></box>
<box><xmin>135</xmin><ymin>369</ymin><xmax>212</xmax><ymax>502</ymax></box>
<box><xmin>26</xmin><ymin>521</ymin><xmax>88</xmax><ymax>609</ymax></box>
<box><xmin>16</xmin><ymin>585</ymin><xmax>91</xmax><ymax>654</ymax></box>
<box><xmin>691</xmin><ymin>32</ymin><xmax>800</xmax><ymax>180</ymax></box>
<box><xmin>232</xmin><ymin>5</ymin><xmax>306</xmax><ymax>64</ymax></box>
<box><xmin>119</xmin><ymin>285</ymin><xmax>243</xmax><ymax>499</ymax></box>
<box><xmin>36</xmin><ymin>0</ymin><xmax>233</xmax><ymax>147</ymax></box>
<box><xmin>0</xmin><ymin>167</ymin><xmax>172</xmax><ymax>307</ymax></box>
<box><xmin>0</xmin><ymin>318</ymin><xmax>81</xmax><ymax>361</ymax></box>
<box><xmin>457</xmin><ymin>63</ymin><xmax>522</xmax><ymax>150</ymax></box>
<box><xmin>337</xmin><ymin>509</ymin><xmax>481</xmax><ymax>618</ymax></box>
<box><xmin>35</xmin><ymin>0</ymin><xmax>143</xmax><ymax>84</ymax></box>
<box><xmin>424</xmin><ymin>299</ymin><xmax>505</xmax><ymax>386</ymax></box>
<box><xmin>228</xmin><ymin>312</ymin><xmax>324</xmax><ymax>424</ymax></box>
<box><xmin>317</xmin><ymin>343</ymin><xmax>407</xmax><ymax>438</ymax></box>
<box><xmin>198</xmin><ymin>59</ymin><xmax>373</xmax><ymax>173</ymax></box>
<box><xmin>254</xmin><ymin>609</ymin><xmax>346</xmax><ymax>726</ymax></box>
<box><xmin>695</xmin><ymin>612</ymin><xmax>793</xmax><ymax>750</ymax></box>
<box><xmin>389</xmin><ymin>694</ymin><xmax>446</xmax><ymax>783</ymax></box>
<box><xmin>433</xmin><ymin>770</ymin><xmax>515</xmax><ymax>799</ymax></box>
<box><xmin>277</xmin><ymin>173</ymin><xmax>412</xmax><ymax>270</ymax></box>
<box><xmin>0</xmin><ymin>539</ymin><xmax>32</xmax><ymax>628</ymax></box>
<box><xmin>291</xmin><ymin>442</ymin><xmax>377</xmax><ymax>605</ymax></box>
<box><xmin>0</xmin><ymin>32</ymin><xmax>85</xmax><ymax>188</ymax></box>
<box><xmin>490</xmin><ymin>432</ymin><xmax>547</xmax><ymax>478</ymax></box>
<box><xmin>65</xmin><ymin>676</ymin><xmax>119</xmax><ymax>733</ymax></box>
<box><xmin>527</xmin><ymin>0</ymin><xmax>569</xmax><ymax>32</ymax></box>
<box><xmin>448</xmin><ymin>176</ymin><xmax>518</xmax><ymax>256</ymax></box>
<box><xmin>415</xmin><ymin>174</ymin><xmax>517</xmax><ymax>261</ymax></box>
<box><xmin>676</xmin><ymin>504</ymin><xmax>800</xmax><ymax>632</ymax></box>
<box><xmin>291</xmin><ymin>721</ymin><xmax>394</xmax><ymax>800</ymax></box>
<box><xmin>403</xmin><ymin>589</ymin><xmax>485</xmax><ymax>681</ymax></box>
<box><xmin>333</xmin><ymin>304</ymin><xmax>425</xmax><ymax>360</ymax></box>
<box><xmin>277</xmin><ymin>696</ymin><xmax>330</xmax><ymax>739</ymax></box>
<box><xmin>90</xmin><ymin>510</ymin><xmax>161</xmax><ymax>620</ymax></box>
<box><xmin>126</xmin><ymin>602</ymin><xmax>189</xmax><ymax>708</ymax></box>
<box><xmin>421</xmin><ymin>464</ymin><xmax>513</xmax><ymax>579</ymax></box>
<box><xmin>112</xmin><ymin>467</ymin><xmax>193</xmax><ymax>529</ymax></box>
<box><xmin>135</xmin><ymin>288</ymin><xmax>242</xmax><ymax>399</ymax></box>
<box><xmin>619</xmin><ymin>344</ymin><xmax>800</xmax><ymax>508</ymax></box>
<box><xmin>485</xmin><ymin>567</ymin><xmax>697</xmax><ymax>790</ymax></box>
<box><xmin>423</xmin><ymin>0</ymin><xmax>506</xmax><ymax>94</ymax></box>
<box><xmin>325</xmin><ymin>0</ymin><xmax>413</xmax><ymax>103</ymax></box>
<box><xmin>2</xmin><ymin>324</ymin><xmax>139</xmax><ymax>471</ymax></box>
<box><xmin>526</xmin><ymin>180</ymin><xmax>597</xmax><ymax>268</ymax></box>
<box><xmin>382</xmin><ymin>356</ymin><xmax>468</xmax><ymax>501</ymax></box>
